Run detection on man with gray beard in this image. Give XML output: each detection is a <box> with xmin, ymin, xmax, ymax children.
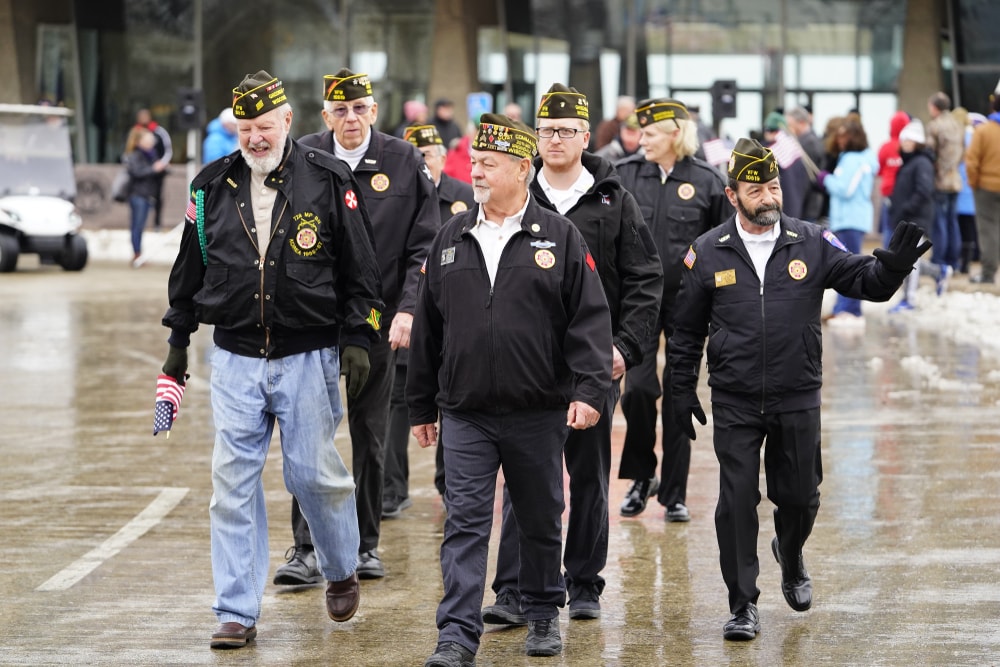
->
<box><xmin>667</xmin><ymin>137</ymin><xmax>930</xmax><ymax>642</ymax></box>
<box><xmin>161</xmin><ymin>70</ymin><xmax>383</xmax><ymax>648</ymax></box>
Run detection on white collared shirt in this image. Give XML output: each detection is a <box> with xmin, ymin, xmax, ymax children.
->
<box><xmin>537</xmin><ymin>167</ymin><xmax>595</xmax><ymax>215</ymax></box>
<box><xmin>735</xmin><ymin>215</ymin><xmax>781</xmax><ymax>282</ymax></box>
<box><xmin>469</xmin><ymin>194</ymin><xmax>530</xmax><ymax>286</ymax></box>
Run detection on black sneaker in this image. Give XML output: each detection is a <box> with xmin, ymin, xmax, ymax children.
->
<box><xmin>723</xmin><ymin>602</ymin><xmax>760</xmax><ymax>641</ymax></box>
<box><xmin>273</xmin><ymin>546</ymin><xmax>322</xmax><ymax>585</ymax></box>
<box><xmin>424</xmin><ymin>641</ymin><xmax>476</xmax><ymax>666</ymax></box>
<box><xmin>525</xmin><ymin>618</ymin><xmax>562</xmax><ymax>656</ymax></box>
<box><xmin>357</xmin><ymin>549</ymin><xmax>385</xmax><ymax>579</ymax></box>
<box><xmin>482</xmin><ymin>588</ymin><xmax>526</xmax><ymax>625</ymax></box>
<box><xmin>567</xmin><ymin>582</ymin><xmax>601</xmax><ymax>620</ymax></box>
<box><xmin>620</xmin><ymin>476</ymin><xmax>659</xmax><ymax>517</ymax></box>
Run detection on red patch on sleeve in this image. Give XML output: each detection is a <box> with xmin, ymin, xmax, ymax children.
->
<box><xmin>585</xmin><ymin>252</ymin><xmax>596</xmax><ymax>272</ymax></box>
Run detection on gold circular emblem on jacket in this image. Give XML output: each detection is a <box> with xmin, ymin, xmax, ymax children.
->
<box><xmin>534</xmin><ymin>249</ymin><xmax>556</xmax><ymax>269</ymax></box>
<box><xmin>677</xmin><ymin>183</ymin><xmax>696</xmax><ymax>200</ymax></box>
<box><xmin>297</xmin><ymin>228</ymin><xmax>318</xmax><ymax>250</ymax></box>
<box><xmin>370</xmin><ymin>173</ymin><xmax>390</xmax><ymax>192</ymax></box>
<box><xmin>788</xmin><ymin>259</ymin><xmax>808</xmax><ymax>280</ymax></box>
<box><xmin>451</xmin><ymin>201</ymin><xmax>468</xmax><ymax>214</ymax></box>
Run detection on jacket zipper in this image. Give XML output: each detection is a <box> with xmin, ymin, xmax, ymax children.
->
<box><xmin>759</xmin><ymin>280</ymin><xmax>766</xmax><ymax>414</ymax></box>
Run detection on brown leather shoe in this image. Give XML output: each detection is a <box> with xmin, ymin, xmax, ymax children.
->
<box><xmin>326</xmin><ymin>572</ymin><xmax>360</xmax><ymax>621</ymax></box>
<box><xmin>210</xmin><ymin>622</ymin><xmax>257</xmax><ymax>649</ymax></box>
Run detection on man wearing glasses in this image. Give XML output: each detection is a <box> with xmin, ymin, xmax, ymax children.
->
<box><xmin>272</xmin><ymin>69</ymin><xmax>439</xmax><ymax>584</ymax></box>
<box><xmin>482</xmin><ymin>83</ymin><xmax>662</xmax><ymax>625</ymax></box>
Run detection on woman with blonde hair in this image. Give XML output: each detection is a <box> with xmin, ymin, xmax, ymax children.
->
<box><xmin>614</xmin><ymin>98</ymin><xmax>732</xmax><ymax>524</ymax></box>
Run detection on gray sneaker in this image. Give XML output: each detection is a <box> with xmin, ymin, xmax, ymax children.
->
<box><xmin>273</xmin><ymin>546</ymin><xmax>322</xmax><ymax>585</ymax></box>
<box><xmin>356</xmin><ymin>549</ymin><xmax>385</xmax><ymax>579</ymax></box>
<box><xmin>665</xmin><ymin>502</ymin><xmax>691</xmax><ymax>523</ymax></box>
<box><xmin>525</xmin><ymin>618</ymin><xmax>562</xmax><ymax>656</ymax></box>
<box><xmin>481</xmin><ymin>588</ymin><xmax>526</xmax><ymax>625</ymax></box>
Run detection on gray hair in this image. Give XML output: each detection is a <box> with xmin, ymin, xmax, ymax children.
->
<box><xmin>786</xmin><ymin>107</ymin><xmax>810</xmax><ymax>124</ymax></box>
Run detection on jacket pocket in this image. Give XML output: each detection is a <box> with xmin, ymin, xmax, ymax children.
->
<box><xmin>193</xmin><ymin>265</ymin><xmax>230</xmax><ymax>322</ymax></box>
<box><xmin>279</xmin><ymin>261</ymin><xmax>337</xmax><ymax>326</ymax></box>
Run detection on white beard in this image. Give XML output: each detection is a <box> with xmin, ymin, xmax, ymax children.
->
<box><xmin>241</xmin><ymin>135</ymin><xmax>286</xmax><ymax>175</ymax></box>
<box><xmin>473</xmin><ymin>181</ymin><xmax>491</xmax><ymax>204</ymax></box>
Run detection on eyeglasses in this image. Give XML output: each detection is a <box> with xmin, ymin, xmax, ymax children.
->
<box><xmin>330</xmin><ymin>103</ymin><xmax>373</xmax><ymax>118</ymax></box>
<box><xmin>535</xmin><ymin>127</ymin><xmax>582</xmax><ymax>139</ymax></box>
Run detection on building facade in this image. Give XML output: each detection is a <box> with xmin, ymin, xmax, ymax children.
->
<box><xmin>1</xmin><ymin>0</ymin><xmax>998</xmax><ymax>165</ymax></box>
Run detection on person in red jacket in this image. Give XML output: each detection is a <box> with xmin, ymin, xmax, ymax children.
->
<box><xmin>877</xmin><ymin>110</ymin><xmax>911</xmax><ymax>244</ymax></box>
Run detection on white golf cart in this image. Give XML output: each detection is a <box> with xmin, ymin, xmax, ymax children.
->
<box><xmin>0</xmin><ymin>103</ymin><xmax>87</xmax><ymax>272</ymax></box>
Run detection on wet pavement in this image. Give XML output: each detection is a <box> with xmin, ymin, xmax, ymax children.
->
<box><xmin>1</xmin><ymin>255</ymin><xmax>999</xmax><ymax>666</ymax></box>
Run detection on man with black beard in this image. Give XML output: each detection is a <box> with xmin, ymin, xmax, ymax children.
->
<box><xmin>667</xmin><ymin>137</ymin><xmax>931</xmax><ymax>642</ymax></box>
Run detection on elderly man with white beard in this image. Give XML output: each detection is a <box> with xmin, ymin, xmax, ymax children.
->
<box><xmin>160</xmin><ymin>70</ymin><xmax>384</xmax><ymax>649</ymax></box>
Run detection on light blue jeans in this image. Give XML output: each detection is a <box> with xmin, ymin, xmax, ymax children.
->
<box><xmin>209</xmin><ymin>346</ymin><xmax>359</xmax><ymax>627</ymax></box>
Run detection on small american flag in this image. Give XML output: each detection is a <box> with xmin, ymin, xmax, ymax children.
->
<box><xmin>770</xmin><ymin>131</ymin><xmax>804</xmax><ymax>169</ymax></box>
<box><xmin>702</xmin><ymin>139</ymin><xmax>731</xmax><ymax>167</ymax></box>
<box><xmin>154</xmin><ymin>374</ymin><xmax>187</xmax><ymax>436</ymax></box>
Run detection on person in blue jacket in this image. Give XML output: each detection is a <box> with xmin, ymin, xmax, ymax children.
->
<box><xmin>202</xmin><ymin>108</ymin><xmax>238</xmax><ymax>164</ymax></box>
<box><xmin>818</xmin><ymin>117</ymin><xmax>880</xmax><ymax>325</ymax></box>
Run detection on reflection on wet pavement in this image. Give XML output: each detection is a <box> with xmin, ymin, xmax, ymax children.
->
<box><xmin>1</xmin><ymin>262</ymin><xmax>998</xmax><ymax>665</ymax></box>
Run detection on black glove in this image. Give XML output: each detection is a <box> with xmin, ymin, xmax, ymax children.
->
<box><xmin>341</xmin><ymin>345</ymin><xmax>370</xmax><ymax>399</ymax></box>
<box><xmin>873</xmin><ymin>221</ymin><xmax>933</xmax><ymax>272</ymax></box>
<box><xmin>672</xmin><ymin>393</ymin><xmax>707</xmax><ymax>441</ymax></box>
<box><xmin>162</xmin><ymin>345</ymin><xmax>188</xmax><ymax>385</ymax></box>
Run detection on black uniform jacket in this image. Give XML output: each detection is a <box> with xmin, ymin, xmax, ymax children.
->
<box><xmin>437</xmin><ymin>172</ymin><xmax>476</xmax><ymax>225</ymax></box>
<box><xmin>407</xmin><ymin>197</ymin><xmax>613</xmax><ymax>425</ymax></box>
<box><xmin>162</xmin><ymin>139</ymin><xmax>383</xmax><ymax>358</ymax></box>
<box><xmin>530</xmin><ymin>151</ymin><xmax>663</xmax><ymax>369</ymax></box>
<box><xmin>668</xmin><ymin>214</ymin><xmax>910</xmax><ymax>414</ymax></box>
<box><xmin>299</xmin><ymin>129</ymin><xmax>440</xmax><ymax>318</ymax></box>
<box><xmin>889</xmin><ymin>149</ymin><xmax>936</xmax><ymax>235</ymax></box>
<box><xmin>616</xmin><ymin>153</ymin><xmax>732</xmax><ymax>333</ymax></box>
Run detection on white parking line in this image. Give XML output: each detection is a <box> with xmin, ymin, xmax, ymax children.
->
<box><xmin>35</xmin><ymin>487</ymin><xmax>189</xmax><ymax>592</ymax></box>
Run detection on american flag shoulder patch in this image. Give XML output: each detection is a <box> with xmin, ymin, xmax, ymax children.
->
<box><xmin>822</xmin><ymin>229</ymin><xmax>849</xmax><ymax>253</ymax></box>
<box><xmin>185</xmin><ymin>196</ymin><xmax>198</xmax><ymax>224</ymax></box>
<box><xmin>683</xmin><ymin>245</ymin><xmax>697</xmax><ymax>269</ymax></box>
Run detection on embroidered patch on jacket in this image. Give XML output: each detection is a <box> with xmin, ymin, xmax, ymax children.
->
<box><xmin>344</xmin><ymin>189</ymin><xmax>358</xmax><ymax>209</ymax></box>
<box><xmin>677</xmin><ymin>183</ymin><xmax>696</xmax><ymax>200</ymax></box>
<box><xmin>290</xmin><ymin>212</ymin><xmax>323</xmax><ymax>257</ymax></box>
<box><xmin>788</xmin><ymin>259</ymin><xmax>808</xmax><ymax>280</ymax></box>
<box><xmin>366</xmin><ymin>308</ymin><xmax>382</xmax><ymax>331</ymax></box>
<box><xmin>370</xmin><ymin>173</ymin><xmax>390</xmax><ymax>192</ymax></box>
<box><xmin>535</xmin><ymin>249</ymin><xmax>556</xmax><ymax>269</ymax></box>
<box><xmin>714</xmin><ymin>269</ymin><xmax>736</xmax><ymax>287</ymax></box>
<box><xmin>823</xmin><ymin>229</ymin><xmax>849</xmax><ymax>252</ymax></box>
<box><xmin>683</xmin><ymin>246</ymin><xmax>697</xmax><ymax>269</ymax></box>
<box><xmin>450</xmin><ymin>201</ymin><xmax>468</xmax><ymax>214</ymax></box>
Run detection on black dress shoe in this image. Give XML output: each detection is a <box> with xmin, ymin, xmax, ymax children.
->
<box><xmin>326</xmin><ymin>572</ymin><xmax>360</xmax><ymax>621</ymax></box>
<box><xmin>620</xmin><ymin>476</ymin><xmax>659</xmax><ymax>517</ymax></box>
<box><xmin>722</xmin><ymin>603</ymin><xmax>760</xmax><ymax>641</ymax></box>
<box><xmin>210</xmin><ymin>622</ymin><xmax>257</xmax><ymax>649</ymax></box>
<box><xmin>771</xmin><ymin>537</ymin><xmax>813</xmax><ymax>611</ymax></box>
